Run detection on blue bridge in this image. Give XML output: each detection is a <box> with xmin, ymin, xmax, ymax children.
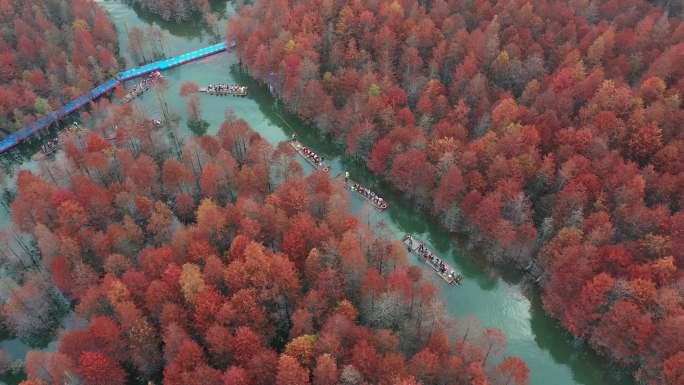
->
<box><xmin>0</xmin><ymin>42</ymin><xmax>229</xmax><ymax>153</ymax></box>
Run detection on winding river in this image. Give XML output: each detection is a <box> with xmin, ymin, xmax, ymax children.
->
<box><xmin>0</xmin><ymin>1</ymin><xmax>634</xmax><ymax>385</ymax></box>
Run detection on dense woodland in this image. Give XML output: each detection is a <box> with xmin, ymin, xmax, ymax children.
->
<box><xmin>3</xmin><ymin>103</ymin><xmax>528</xmax><ymax>385</ymax></box>
<box><xmin>129</xmin><ymin>0</ymin><xmax>210</xmax><ymax>22</ymax></box>
<box><xmin>228</xmin><ymin>0</ymin><xmax>684</xmax><ymax>383</ymax></box>
<box><xmin>0</xmin><ymin>0</ymin><xmax>119</xmax><ymax>135</ymax></box>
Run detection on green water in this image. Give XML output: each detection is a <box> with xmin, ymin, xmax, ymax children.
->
<box><xmin>0</xmin><ymin>1</ymin><xmax>634</xmax><ymax>384</ymax></box>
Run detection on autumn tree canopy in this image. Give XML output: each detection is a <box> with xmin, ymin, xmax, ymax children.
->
<box><xmin>228</xmin><ymin>0</ymin><xmax>684</xmax><ymax>382</ymax></box>
<box><xmin>11</xmin><ymin>110</ymin><xmax>525</xmax><ymax>385</ymax></box>
<box><xmin>0</xmin><ymin>0</ymin><xmax>118</xmax><ymax>135</ymax></box>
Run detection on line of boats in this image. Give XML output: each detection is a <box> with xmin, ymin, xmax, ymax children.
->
<box><xmin>199</xmin><ymin>84</ymin><xmax>248</xmax><ymax>96</ymax></box>
<box><xmin>289</xmin><ymin>137</ymin><xmax>389</xmax><ymax>211</ymax></box>
<box><xmin>288</xmin><ymin>139</ymin><xmax>461</xmax><ymax>286</ymax></box>
<box><xmin>121</xmin><ymin>75</ymin><xmax>248</xmax><ymax>104</ymax></box>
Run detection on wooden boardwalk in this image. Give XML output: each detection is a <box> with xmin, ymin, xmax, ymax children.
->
<box><xmin>402</xmin><ymin>234</ymin><xmax>463</xmax><ymax>286</ymax></box>
<box><xmin>1</xmin><ymin>42</ymin><xmax>229</xmax><ymax>153</ymax></box>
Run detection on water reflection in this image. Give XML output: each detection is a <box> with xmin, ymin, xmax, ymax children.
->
<box><xmin>116</xmin><ymin>0</ymin><xmax>232</xmax><ymax>38</ymax></box>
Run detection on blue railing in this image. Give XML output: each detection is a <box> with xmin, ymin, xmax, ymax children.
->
<box><xmin>116</xmin><ymin>43</ymin><xmax>227</xmax><ymax>81</ymax></box>
<box><xmin>0</xmin><ymin>42</ymin><xmax>228</xmax><ymax>153</ymax></box>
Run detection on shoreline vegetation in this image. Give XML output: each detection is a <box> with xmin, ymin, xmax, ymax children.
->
<box><xmin>227</xmin><ymin>0</ymin><xmax>684</xmax><ymax>383</ymax></box>
<box><xmin>7</xmin><ymin>105</ymin><xmax>530</xmax><ymax>385</ymax></box>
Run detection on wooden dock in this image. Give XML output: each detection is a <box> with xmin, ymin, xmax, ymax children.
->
<box><xmin>289</xmin><ymin>139</ymin><xmax>329</xmax><ymax>172</ymax></box>
<box><xmin>343</xmin><ymin>175</ymin><xmax>388</xmax><ymax>211</ymax></box>
<box><xmin>402</xmin><ymin>234</ymin><xmax>462</xmax><ymax>286</ymax></box>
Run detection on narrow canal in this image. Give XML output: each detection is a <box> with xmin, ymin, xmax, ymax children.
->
<box><xmin>0</xmin><ymin>1</ymin><xmax>633</xmax><ymax>385</ymax></box>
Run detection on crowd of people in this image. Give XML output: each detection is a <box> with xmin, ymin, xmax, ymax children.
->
<box><xmin>289</xmin><ymin>135</ymin><xmax>329</xmax><ymax>172</ymax></box>
<box><xmin>403</xmin><ymin>235</ymin><xmax>462</xmax><ymax>285</ymax></box>
<box><xmin>206</xmin><ymin>84</ymin><xmax>247</xmax><ymax>95</ymax></box>
<box><xmin>123</xmin><ymin>71</ymin><xmax>163</xmax><ymax>103</ymax></box>
<box><xmin>345</xmin><ymin>173</ymin><xmax>387</xmax><ymax>209</ymax></box>
<box><xmin>300</xmin><ymin>145</ymin><xmax>323</xmax><ymax>166</ymax></box>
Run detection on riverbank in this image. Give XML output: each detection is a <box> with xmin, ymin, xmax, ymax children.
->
<box><xmin>227</xmin><ymin>65</ymin><xmax>634</xmax><ymax>385</ymax></box>
<box><xmin>0</xmin><ymin>1</ymin><xmax>637</xmax><ymax>384</ymax></box>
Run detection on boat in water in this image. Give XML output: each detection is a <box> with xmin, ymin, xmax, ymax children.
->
<box><xmin>122</xmin><ymin>71</ymin><xmax>163</xmax><ymax>103</ymax></box>
<box><xmin>343</xmin><ymin>172</ymin><xmax>388</xmax><ymax>210</ymax></box>
<box><xmin>32</xmin><ymin>122</ymin><xmax>84</xmax><ymax>161</ymax></box>
<box><xmin>199</xmin><ymin>84</ymin><xmax>247</xmax><ymax>96</ymax></box>
<box><xmin>289</xmin><ymin>138</ymin><xmax>329</xmax><ymax>172</ymax></box>
<box><xmin>35</xmin><ymin>139</ymin><xmax>58</xmax><ymax>159</ymax></box>
<box><xmin>402</xmin><ymin>234</ymin><xmax>463</xmax><ymax>286</ymax></box>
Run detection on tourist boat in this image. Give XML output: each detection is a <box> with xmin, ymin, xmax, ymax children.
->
<box><xmin>148</xmin><ymin>119</ymin><xmax>162</xmax><ymax>128</ymax></box>
<box><xmin>40</xmin><ymin>140</ymin><xmax>58</xmax><ymax>155</ymax></box>
<box><xmin>342</xmin><ymin>172</ymin><xmax>388</xmax><ymax>211</ymax></box>
<box><xmin>402</xmin><ymin>234</ymin><xmax>463</xmax><ymax>286</ymax></box>
<box><xmin>32</xmin><ymin>139</ymin><xmax>58</xmax><ymax>161</ymax></box>
<box><xmin>31</xmin><ymin>122</ymin><xmax>83</xmax><ymax>161</ymax></box>
<box><xmin>289</xmin><ymin>139</ymin><xmax>329</xmax><ymax>172</ymax></box>
<box><xmin>199</xmin><ymin>84</ymin><xmax>248</xmax><ymax>96</ymax></box>
<box><xmin>122</xmin><ymin>71</ymin><xmax>163</xmax><ymax>103</ymax></box>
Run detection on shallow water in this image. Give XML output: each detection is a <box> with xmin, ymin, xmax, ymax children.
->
<box><xmin>0</xmin><ymin>1</ymin><xmax>634</xmax><ymax>384</ymax></box>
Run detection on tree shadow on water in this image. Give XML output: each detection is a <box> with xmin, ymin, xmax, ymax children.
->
<box><xmin>120</xmin><ymin>0</ymin><xmax>231</xmax><ymax>39</ymax></box>
<box><xmin>528</xmin><ymin>294</ymin><xmax>635</xmax><ymax>385</ymax></box>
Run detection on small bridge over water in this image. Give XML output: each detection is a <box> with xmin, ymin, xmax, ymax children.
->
<box><xmin>0</xmin><ymin>42</ymin><xmax>230</xmax><ymax>153</ymax></box>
